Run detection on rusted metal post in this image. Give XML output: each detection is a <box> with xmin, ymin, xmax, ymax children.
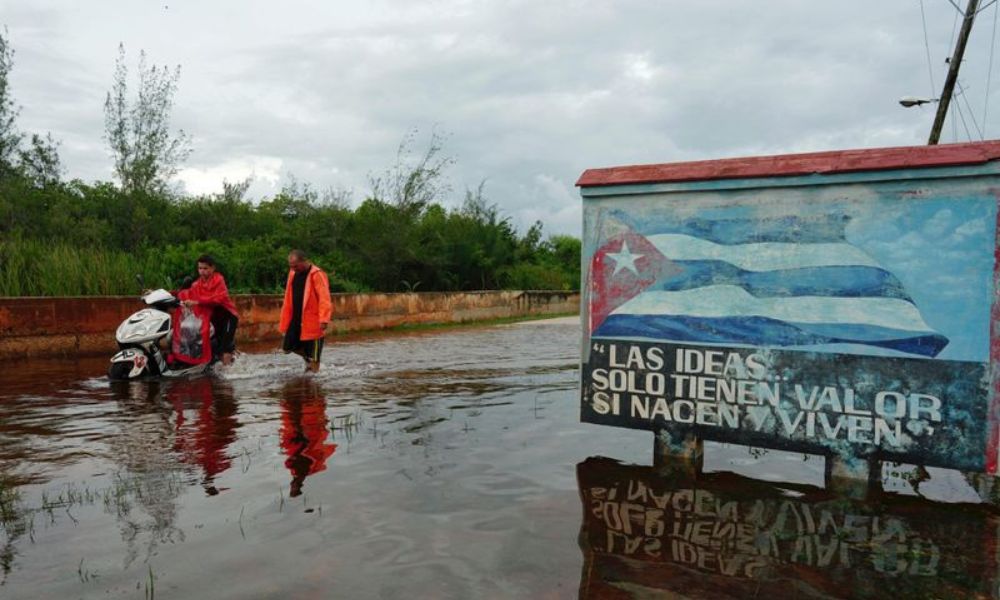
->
<box><xmin>967</xmin><ymin>472</ymin><xmax>1000</xmax><ymax>505</ymax></box>
<box><xmin>653</xmin><ymin>429</ymin><xmax>703</xmax><ymax>477</ymax></box>
<box><xmin>824</xmin><ymin>455</ymin><xmax>881</xmax><ymax>498</ymax></box>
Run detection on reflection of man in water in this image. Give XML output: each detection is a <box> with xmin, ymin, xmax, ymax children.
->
<box><xmin>279</xmin><ymin>379</ymin><xmax>337</xmax><ymax>497</ymax></box>
<box><xmin>167</xmin><ymin>378</ymin><xmax>239</xmax><ymax>495</ymax></box>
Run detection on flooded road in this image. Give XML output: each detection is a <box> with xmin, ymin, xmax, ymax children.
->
<box><xmin>0</xmin><ymin>318</ymin><xmax>997</xmax><ymax>599</ymax></box>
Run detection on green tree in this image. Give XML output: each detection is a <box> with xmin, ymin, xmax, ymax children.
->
<box><xmin>0</xmin><ymin>28</ymin><xmax>61</xmax><ymax>185</ymax></box>
<box><xmin>548</xmin><ymin>234</ymin><xmax>582</xmax><ymax>285</ymax></box>
<box><xmin>0</xmin><ymin>28</ymin><xmax>20</xmax><ymax>178</ymax></box>
<box><xmin>368</xmin><ymin>129</ymin><xmax>454</xmax><ymax>210</ymax></box>
<box><xmin>17</xmin><ymin>133</ymin><xmax>61</xmax><ymax>187</ymax></box>
<box><xmin>104</xmin><ymin>44</ymin><xmax>191</xmax><ymax>195</ymax></box>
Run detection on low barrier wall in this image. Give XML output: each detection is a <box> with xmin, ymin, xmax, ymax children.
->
<box><xmin>0</xmin><ymin>290</ymin><xmax>579</xmax><ymax>360</ymax></box>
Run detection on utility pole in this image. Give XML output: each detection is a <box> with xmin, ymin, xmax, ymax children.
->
<box><xmin>928</xmin><ymin>0</ymin><xmax>981</xmax><ymax>145</ymax></box>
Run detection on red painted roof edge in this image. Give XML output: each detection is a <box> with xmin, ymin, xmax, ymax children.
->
<box><xmin>576</xmin><ymin>140</ymin><xmax>1000</xmax><ymax>188</ymax></box>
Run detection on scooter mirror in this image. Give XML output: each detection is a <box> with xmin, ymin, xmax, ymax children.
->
<box><xmin>135</xmin><ymin>274</ymin><xmax>145</xmax><ymax>289</ymax></box>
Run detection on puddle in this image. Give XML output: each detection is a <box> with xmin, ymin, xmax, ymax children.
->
<box><xmin>0</xmin><ymin>319</ymin><xmax>993</xmax><ymax>598</ymax></box>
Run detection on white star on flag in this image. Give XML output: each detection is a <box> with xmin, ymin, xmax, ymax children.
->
<box><xmin>607</xmin><ymin>240</ymin><xmax>643</xmax><ymax>276</ymax></box>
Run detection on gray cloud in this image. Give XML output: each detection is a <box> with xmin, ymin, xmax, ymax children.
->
<box><xmin>2</xmin><ymin>0</ymin><xmax>997</xmax><ymax>234</ymax></box>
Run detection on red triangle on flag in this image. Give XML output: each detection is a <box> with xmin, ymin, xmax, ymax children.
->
<box><xmin>589</xmin><ymin>231</ymin><xmax>675</xmax><ymax>332</ymax></box>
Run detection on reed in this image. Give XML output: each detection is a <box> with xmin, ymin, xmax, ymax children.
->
<box><xmin>0</xmin><ymin>237</ymin><xmax>172</xmax><ymax>296</ymax></box>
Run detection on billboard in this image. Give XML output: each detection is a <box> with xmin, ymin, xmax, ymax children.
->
<box><xmin>579</xmin><ymin>143</ymin><xmax>1000</xmax><ymax>472</ymax></box>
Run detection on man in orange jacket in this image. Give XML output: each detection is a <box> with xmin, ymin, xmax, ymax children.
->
<box><xmin>279</xmin><ymin>249</ymin><xmax>333</xmax><ymax>372</ymax></box>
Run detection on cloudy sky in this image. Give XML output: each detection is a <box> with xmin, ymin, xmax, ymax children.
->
<box><xmin>2</xmin><ymin>0</ymin><xmax>998</xmax><ymax>234</ymax></box>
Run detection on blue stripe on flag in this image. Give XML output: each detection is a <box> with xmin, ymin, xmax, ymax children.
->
<box><xmin>593</xmin><ymin>314</ymin><xmax>948</xmax><ymax>357</ymax></box>
<box><xmin>612</xmin><ymin>211</ymin><xmax>850</xmax><ymax>245</ymax></box>
<box><xmin>653</xmin><ymin>261</ymin><xmax>912</xmax><ymax>300</ymax></box>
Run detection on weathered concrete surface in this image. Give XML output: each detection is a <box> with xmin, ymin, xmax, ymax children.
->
<box><xmin>0</xmin><ymin>290</ymin><xmax>579</xmax><ymax>359</ymax></box>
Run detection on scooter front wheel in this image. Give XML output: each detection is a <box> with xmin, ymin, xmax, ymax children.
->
<box><xmin>108</xmin><ymin>349</ymin><xmax>152</xmax><ymax>380</ymax></box>
<box><xmin>108</xmin><ymin>360</ymin><xmax>136</xmax><ymax>380</ymax></box>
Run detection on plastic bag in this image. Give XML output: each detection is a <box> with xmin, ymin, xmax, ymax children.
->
<box><xmin>177</xmin><ymin>306</ymin><xmax>204</xmax><ymax>359</ymax></box>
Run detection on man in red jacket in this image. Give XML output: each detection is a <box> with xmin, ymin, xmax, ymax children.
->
<box><xmin>279</xmin><ymin>249</ymin><xmax>333</xmax><ymax>372</ymax></box>
<box><xmin>180</xmin><ymin>255</ymin><xmax>240</xmax><ymax>366</ymax></box>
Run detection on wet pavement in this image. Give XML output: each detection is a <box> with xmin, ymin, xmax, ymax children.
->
<box><xmin>0</xmin><ymin>318</ymin><xmax>997</xmax><ymax>599</ymax></box>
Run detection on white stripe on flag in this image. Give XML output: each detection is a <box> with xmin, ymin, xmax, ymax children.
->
<box><xmin>646</xmin><ymin>234</ymin><xmax>878</xmax><ymax>271</ymax></box>
<box><xmin>612</xmin><ymin>286</ymin><xmax>935</xmax><ymax>333</ymax></box>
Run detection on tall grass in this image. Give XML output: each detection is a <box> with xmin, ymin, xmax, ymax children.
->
<box><xmin>0</xmin><ymin>235</ymin><xmax>576</xmax><ymax>296</ymax></box>
<box><xmin>0</xmin><ymin>237</ymin><xmax>173</xmax><ymax>296</ymax></box>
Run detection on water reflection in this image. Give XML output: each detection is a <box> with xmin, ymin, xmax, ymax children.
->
<box><xmin>106</xmin><ymin>381</ymin><xmax>188</xmax><ymax>567</ymax></box>
<box><xmin>166</xmin><ymin>378</ymin><xmax>240</xmax><ymax>496</ymax></box>
<box><xmin>278</xmin><ymin>378</ymin><xmax>337</xmax><ymax>497</ymax></box>
<box><xmin>577</xmin><ymin>456</ymin><xmax>1000</xmax><ymax>599</ymax></box>
<box><xmin>18</xmin><ymin>320</ymin><xmax>980</xmax><ymax>597</ymax></box>
<box><xmin>0</xmin><ymin>322</ymin><xmax>597</xmax><ymax>597</ymax></box>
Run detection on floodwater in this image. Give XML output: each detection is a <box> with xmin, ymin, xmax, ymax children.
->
<box><xmin>0</xmin><ymin>317</ymin><xmax>997</xmax><ymax>599</ymax></box>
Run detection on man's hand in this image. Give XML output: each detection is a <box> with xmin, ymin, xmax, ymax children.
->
<box><xmin>182</xmin><ymin>299</ymin><xmax>198</xmax><ymax>307</ymax></box>
<box><xmin>321</xmin><ymin>322</ymin><xmax>328</xmax><ymax>331</ymax></box>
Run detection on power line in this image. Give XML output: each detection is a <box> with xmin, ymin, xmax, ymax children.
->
<box><xmin>984</xmin><ymin>0</ymin><xmax>998</xmax><ymax>134</ymax></box>
<box><xmin>958</xmin><ymin>80</ymin><xmax>985</xmax><ymax>137</ymax></box>
<box><xmin>954</xmin><ymin>88</ymin><xmax>975</xmax><ymax>140</ymax></box>
<box><xmin>921</xmin><ymin>0</ymin><xmax>938</xmax><ymax>94</ymax></box>
<box><xmin>949</xmin><ymin>1</ymin><xmax>962</xmax><ymax>142</ymax></box>
<box><xmin>953</xmin><ymin>101</ymin><xmax>959</xmax><ymax>141</ymax></box>
<box><xmin>949</xmin><ymin>2</ymin><xmax>961</xmax><ymax>49</ymax></box>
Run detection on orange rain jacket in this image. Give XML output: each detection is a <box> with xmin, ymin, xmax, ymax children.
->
<box><xmin>279</xmin><ymin>265</ymin><xmax>333</xmax><ymax>341</ymax></box>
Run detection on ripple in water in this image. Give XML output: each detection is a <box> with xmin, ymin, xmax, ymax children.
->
<box><xmin>0</xmin><ymin>319</ymin><xmax>995</xmax><ymax>599</ymax></box>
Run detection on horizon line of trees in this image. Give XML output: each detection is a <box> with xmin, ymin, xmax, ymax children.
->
<box><xmin>0</xmin><ymin>30</ymin><xmax>580</xmax><ymax>296</ymax></box>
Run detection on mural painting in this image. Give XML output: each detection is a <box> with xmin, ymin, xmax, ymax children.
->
<box><xmin>579</xmin><ymin>154</ymin><xmax>1000</xmax><ymax>472</ymax></box>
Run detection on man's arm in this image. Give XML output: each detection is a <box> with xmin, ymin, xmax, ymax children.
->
<box><xmin>315</xmin><ymin>270</ymin><xmax>333</xmax><ymax>329</ymax></box>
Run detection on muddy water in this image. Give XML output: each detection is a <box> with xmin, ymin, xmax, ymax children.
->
<box><xmin>0</xmin><ymin>318</ymin><xmax>996</xmax><ymax>599</ymax></box>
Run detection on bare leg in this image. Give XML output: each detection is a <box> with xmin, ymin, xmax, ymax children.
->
<box><xmin>287</xmin><ymin>349</ymin><xmax>317</xmax><ymax>372</ymax></box>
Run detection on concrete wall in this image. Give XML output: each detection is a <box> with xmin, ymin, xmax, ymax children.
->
<box><xmin>0</xmin><ymin>290</ymin><xmax>579</xmax><ymax>359</ymax></box>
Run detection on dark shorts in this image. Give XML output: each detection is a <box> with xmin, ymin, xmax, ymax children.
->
<box><xmin>212</xmin><ymin>310</ymin><xmax>238</xmax><ymax>354</ymax></box>
<box><xmin>283</xmin><ymin>334</ymin><xmax>324</xmax><ymax>363</ymax></box>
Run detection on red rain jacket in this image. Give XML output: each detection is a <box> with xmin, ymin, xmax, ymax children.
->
<box><xmin>187</xmin><ymin>272</ymin><xmax>239</xmax><ymax>318</ymax></box>
<box><xmin>169</xmin><ymin>273</ymin><xmax>237</xmax><ymax>365</ymax></box>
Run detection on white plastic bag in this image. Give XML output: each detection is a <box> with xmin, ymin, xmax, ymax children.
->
<box><xmin>177</xmin><ymin>306</ymin><xmax>204</xmax><ymax>359</ymax></box>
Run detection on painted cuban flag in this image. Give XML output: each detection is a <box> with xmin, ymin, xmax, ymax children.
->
<box><xmin>589</xmin><ymin>212</ymin><xmax>949</xmax><ymax>358</ymax></box>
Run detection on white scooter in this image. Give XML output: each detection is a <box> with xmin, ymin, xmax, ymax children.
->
<box><xmin>108</xmin><ymin>279</ymin><xmax>218</xmax><ymax>380</ymax></box>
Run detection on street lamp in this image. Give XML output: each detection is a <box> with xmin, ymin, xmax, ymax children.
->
<box><xmin>899</xmin><ymin>96</ymin><xmax>939</xmax><ymax>108</ymax></box>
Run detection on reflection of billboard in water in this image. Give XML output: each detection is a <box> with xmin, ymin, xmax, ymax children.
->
<box><xmin>577</xmin><ymin>457</ymin><xmax>1000</xmax><ymax>600</ymax></box>
<box><xmin>578</xmin><ymin>145</ymin><xmax>1000</xmax><ymax>472</ymax></box>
